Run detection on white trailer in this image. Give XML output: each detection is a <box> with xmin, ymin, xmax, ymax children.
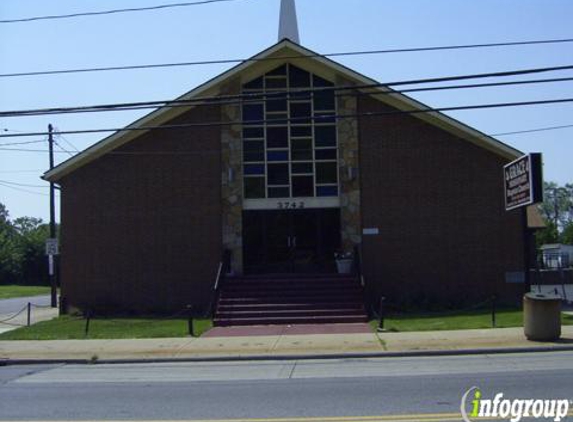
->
<box><xmin>540</xmin><ymin>244</ymin><xmax>573</xmax><ymax>269</ymax></box>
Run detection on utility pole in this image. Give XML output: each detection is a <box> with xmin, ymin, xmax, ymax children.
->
<box><xmin>48</xmin><ymin>124</ymin><xmax>58</xmax><ymax>308</ymax></box>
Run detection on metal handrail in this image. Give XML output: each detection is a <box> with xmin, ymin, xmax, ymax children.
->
<box><xmin>209</xmin><ymin>249</ymin><xmax>231</xmax><ymax>317</ymax></box>
<box><xmin>352</xmin><ymin>243</ymin><xmax>373</xmax><ymax>318</ymax></box>
<box><xmin>352</xmin><ymin>244</ymin><xmax>364</xmax><ymax>287</ymax></box>
<box><xmin>214</xmin><ymin>262</ymin><xmax>224</xmax><ymax>292</ymax></box>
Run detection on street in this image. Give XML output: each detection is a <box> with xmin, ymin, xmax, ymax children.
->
<box><xmin>1</xmin><ymin>351</ymin><xmax>572</xmax><ymax>421</ymax></box>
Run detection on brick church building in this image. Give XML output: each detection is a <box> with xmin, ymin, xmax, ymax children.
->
<box><xmin>44</xmin><ymin>0</ymin><xmax>537</xmax><ymax>323</ymax></box>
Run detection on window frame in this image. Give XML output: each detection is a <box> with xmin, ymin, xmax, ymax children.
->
<box><xmin>242</xmin><ymin>64</ymin><xmax>339</xmax><ymax>201</ymax></box>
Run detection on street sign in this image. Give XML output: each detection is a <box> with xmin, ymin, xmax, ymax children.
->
<box><xmin>504</xmin><ymin>153</ymin><xmax>543</xmax><ymax>211</ymax></box>
<box><xmin>45</xmin><ymin>238</ymin><xmax>59</xmax><ymax>256</ymax></box>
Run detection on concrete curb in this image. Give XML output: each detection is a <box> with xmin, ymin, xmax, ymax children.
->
<box><xmin>2</xmin><ymin>344</ymin><xmax>573</xmax><ymax>366</ymax></box>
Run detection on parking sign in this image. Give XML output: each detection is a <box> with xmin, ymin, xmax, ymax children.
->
<box><xmin>45</xmin><ymin>238</ymin><xmax>59</xmax><ymax>255</ymax></box>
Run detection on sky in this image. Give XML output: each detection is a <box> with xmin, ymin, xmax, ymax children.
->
<box><xmin>0</xmin><ymin>0</ymin><xmax>572</xmax><ymax>222</ymax></box>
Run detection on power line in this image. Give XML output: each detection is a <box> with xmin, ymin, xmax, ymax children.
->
<box><xmin>0</xmin><ymin>147</ymin><xmax>218</xmax><ymax>155</ymax></box>
<box><xmin>491</xmin><ymin>123</ymin><xmax>573</xmax><ymax>137</ymax></box>
<box><xmin>0</xmin><ymin>148</ymin><xmax>70</xmax><ymax>153</ymax></box>
<box><xmin>4</xmin><ymin>122</ymin><xmax>573</xmax><ymax>158</ymax></box>
<box><xmin>2</xmin><ymin>64</ymin><xmax>573</xmax><ymax>120</ymax></box>
<box><xmin>0</xmin><ymin>139</ymin><xmax>46</xmax><ymax>146</ymax></box>
<box><xmin>0</xmin><ymin>0</ymin><xmax>245</xmax><ymax>24</ymax></box>
<box><xmin>4</xmin><ymin>122</ymin><xmax>573</xmax><ymax>157</ymax></box>
<box><xmin>1</xmin><ymin>97</ymin><xmax>573</xmax><ymax>140</ymax></box>
<box><xmin>2</xmin><ymin>123</ymin><xmax>572</xmax><ymax>160</ymax></box>
<box><xmin>398</xmin><ymin>76</ymin><xmax>573</xmax><ymax>94</ymax></box>
<box><xmin>0</xmin><ymin>179</ymin><xmax>47</xmax><ymax>188</ymax></box>
<box><xmin>3</xmin><ymin>75</ymin><xmax>573</xmax><ymax>119</ymax></box>
<box><xmin>0</xmin><ymin>181</ymin><xmax>50</xmax><ymax>196</ymax></box>
<box><xmin>0</xmin><ymin>169</ymin><xmax>44</xmax><ymax>174</ymax></box>
<box><xmin>53</xmin><ymin>139</ymin><xmax>75</xmax><ymax>157</ymax></box>
<box><xmin>56</xmin><ymin>134</ymin><xmax>80</xmax><ymax>152</ymax></box>
<box><xmin>2</xmin><ymin>128</ymin><xmax>29</xmax><ymax>133</ymax></box>
<box><xmin>2</xmin><ymin>38</ymin><xmax>573</xmax><ymax>78</ymax></box>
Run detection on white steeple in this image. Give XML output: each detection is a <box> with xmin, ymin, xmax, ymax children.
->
<box><xmin>278</xmin><ymin>0</ymin><xmax>300</xmax><ymax>44</ymax></box>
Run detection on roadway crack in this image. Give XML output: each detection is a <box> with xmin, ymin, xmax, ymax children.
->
<box><xmin>288</xmin><ymin>359</ymin><xmax>298</xmax><ymax>379</ymax></box>
<box><xmin>2</xmin><ymin>363</ymin><xmax>65</xmax><ymax>385</ymax></box>
<box><xmin>269</xmin><ymin>329</ymin><xmax>286</xmax><ymax>353</ymax></box>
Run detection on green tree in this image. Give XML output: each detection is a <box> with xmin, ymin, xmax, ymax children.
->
<box><xmin>0</xmin><ymin>203</ymin><xmax>19</xmax><ymax>284</ymax></box>
<box><xmin>12</xmin><ymin>217</ymin><xmax>50</xmax><ymax>285</ymax></box>
<box><xmin>537</xmin><ymin>181</ymin><xmax>573</xmax><ymax>246</ymax></box>
<box><xmin>562</xmin><ymin>221</ymin><xmax>573</xmax><ymax>245</ymax></box>
<box><xmin>0</xmin><ymin>203</ymin><xmax>52</xmax><ymax>285</ymax></box>
<box><xmin>0</xmin><ymin>202</ymin><xmax>8</xmax><ymax>223</ymax></box>
<box><xmin>539</xmin><ymin>181</ymin><xmax>572</xmax><ymax>230</ymax></box>
<box><xmin>535</xmin><ymin>220</ymin><xmax>559</xmax><ymax>248</ymax></box>
<box><xmin>565</xmin><ymin>183</ymin><xmax>573</xmax><ymax>226</ymax></box>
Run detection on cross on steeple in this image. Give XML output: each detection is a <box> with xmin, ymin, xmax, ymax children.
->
<box><xmin>278</xmin><ymin>0</ymin><xmax>300</xmax><ymax>44</ymax></box>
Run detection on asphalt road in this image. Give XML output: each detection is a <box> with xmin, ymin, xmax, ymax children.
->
<box><xmin>0</xmin><ymin>352</ymin><xmax>572</xmax><ymax>421</ymax></box>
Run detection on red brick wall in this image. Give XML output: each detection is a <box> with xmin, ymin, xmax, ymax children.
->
<box><xmin>58</xmin><ymin>93</ymin><xmax>526</xmax><ymax>313</ymax></box>
<box><xmin>59</xmin><ymin>105</ymin><xmax>222</xmax><ymax>314</ymax></box>
<box><xmin>358</xmin><ymin>96</ymin><xmax>525</xmax><ymax>308</ymax></box>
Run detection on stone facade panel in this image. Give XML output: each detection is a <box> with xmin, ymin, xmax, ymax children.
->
<box><xmin>220</xmin><ymin>79</ymin><xmax>244</xmax><ymax>273</ymax></box>
<box><xmin>337</xmin><ymin>77</ymin><xmax>362</xmax><ymax>253</ymax></box>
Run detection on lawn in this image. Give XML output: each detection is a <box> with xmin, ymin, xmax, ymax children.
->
<box><xmin>0</xmin><ymin>315</ymin><xmax>213</xmax><ymax>340</ymax></box>
<box><xmin>4</xmin><ymin>308</ymin><xmax>573</xmax><ymax>339</ymax></box>
<box><xmin>370</xmin><ymin>308</ymin><xmax>573</xmax><ymax>332</ymax></box>
<box><xmin>0</xmin><ymin>285</ymin><xmax>51</xmax><ymax>300</ymax></box>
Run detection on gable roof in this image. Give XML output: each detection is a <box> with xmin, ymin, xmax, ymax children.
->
<box><xmin>44</xmin><ymin>39</ymin><xmax>522</xmax><ymax>182</ymax></box>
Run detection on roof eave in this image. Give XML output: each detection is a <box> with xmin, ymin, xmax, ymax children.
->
<box><xmin>278</xmin><ymin>43</ymin><xmax>522</xmax><ymax>160</ymax></box>
<box><xmin>44</xmin><ymin>39</ymin><xmax>522</xmax><ymax>181</ymax></box>
<box><xmin>44</xmin><ymin>40</ymin><xmax>295</xmax><ymax>182</ymax></box>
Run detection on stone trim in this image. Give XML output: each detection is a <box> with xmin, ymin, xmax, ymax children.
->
<box><xmin>337</xmin><ymin>77</ymin><xmax>362</xmax><ymax>251</ymax></box>
<box><xmin>220</xmin><ymin>79</ymin><xmax>244</xmax><ymax>273</ymax></box>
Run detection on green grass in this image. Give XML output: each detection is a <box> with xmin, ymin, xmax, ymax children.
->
<box><xmin>0</xmin><ymin>285</ymin><xmax>51</xmax><ymax>300</ymax></box>
<box><xmin>370</xmin><ymin>309</ymin><xmax>573</xmax><ymax>332</ymax></box>
<box><xmin>0</xmin><ymin>315</ymin><xmax>213</xmax><ymax>340</ymax></box>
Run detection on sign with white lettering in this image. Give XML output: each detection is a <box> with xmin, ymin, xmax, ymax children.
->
<box><xmin>504</xmin><ymin>153</ymin><xmax>543</xmax><ymax>211</ymax></box>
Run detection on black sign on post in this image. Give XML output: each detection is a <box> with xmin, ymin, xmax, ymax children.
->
<box><xmin>504</xmin><ymin>153</ymin><xmax>543</xmax><ymax>211</ymax></box>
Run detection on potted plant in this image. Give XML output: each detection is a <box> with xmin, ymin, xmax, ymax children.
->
<box><xmin>334</xmin><ymin>250</ymin><xmax>353</xmax><ymax>274</ymax></box>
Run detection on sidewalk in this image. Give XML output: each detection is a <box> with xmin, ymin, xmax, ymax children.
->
<box><xmin>1</xmin><ymin>325</ymin><xmax>573</xmax><ymax>363</ymax></box>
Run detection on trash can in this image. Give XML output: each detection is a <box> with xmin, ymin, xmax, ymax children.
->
<box><xmin>523</xmin><ymin>293</ymin><xmax>561</xmax><ymax>341</ymax></box>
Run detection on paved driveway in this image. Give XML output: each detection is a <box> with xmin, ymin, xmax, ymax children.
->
<box><xmin>0</xmin><ymin>295</ymin><xmax>57</xmax><ymax>334</ymax></box>
<box><xmin>0</xmin><ymin>295</ymin><xmax>51</xmax><ymax>315</ymax></box>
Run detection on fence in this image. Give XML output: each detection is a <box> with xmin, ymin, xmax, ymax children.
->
<box><xmin>0</xmin><ymin>303</ymin><xmax>201</xmax><ymax>337</ymax></box>
<box><xmin>374</xmin><ymin>296</ymin><xmax>500</xmax><ymax>332</ymax></box>
<box><xmin>0</xmin><ymin>302</ymin><xmax>54</xmax><ymax>328</ymax></box>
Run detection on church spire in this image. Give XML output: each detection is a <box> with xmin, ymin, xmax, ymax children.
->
<box><xmin>278</xmin><ymin>0</ymin><xmax>300</xmax><ymax>44</ymax></box>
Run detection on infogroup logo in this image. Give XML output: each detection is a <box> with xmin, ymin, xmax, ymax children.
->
<box><xmin>461</xmin><ymin>387</ymin><xmax>571</xmax><ymax>422</ymax></box>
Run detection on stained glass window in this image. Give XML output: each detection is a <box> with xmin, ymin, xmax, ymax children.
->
<box><xmin>242</xmin><ymin>64</ymin><xmax>338</xmax><ymax>200</ymax></box>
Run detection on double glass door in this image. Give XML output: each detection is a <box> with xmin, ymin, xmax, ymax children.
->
<box><xmin>243</xmin><ymin>209</ymin><xmax>341</xmax><ymax>274</ymax></box>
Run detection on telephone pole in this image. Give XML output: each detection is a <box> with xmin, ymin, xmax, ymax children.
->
<box><xmin>48</xmin><ymin>124</ymin><xmax>57</xmax><ymax>308</ymax></box>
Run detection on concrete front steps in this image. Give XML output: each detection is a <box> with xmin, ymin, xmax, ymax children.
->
<box><xmin>213</xmin><ymin>274</ymin><xmax>368</xmax><ymax>327</ymax></box>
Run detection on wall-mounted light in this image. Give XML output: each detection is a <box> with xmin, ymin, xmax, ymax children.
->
<box><xmin>228</xmin><ymin>167</ymin><xmax>234</xmax><ymax>183</ymax></box>
<box><xmin>347</xmin><ymin>167</ymin><xmax>358</xmax><ymax>181</ymax></box>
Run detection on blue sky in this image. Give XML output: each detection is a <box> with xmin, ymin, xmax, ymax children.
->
<box><xmin>1</xmin><ymin>0</ymin><xmax>572</xmax><ymax>221</ymax></box>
